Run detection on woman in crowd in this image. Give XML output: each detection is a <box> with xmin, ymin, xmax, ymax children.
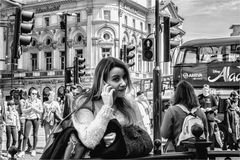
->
<box><xmin>72</xmin><ymin>57</ymin><xmax>152</xmax><ymax>158</ymax></box>
<box><xmin>18</xmin><ymin>87</ymin><xmax>43</xmax><ymax>157</ymax></box>
<box><xmin>42</xmin><ymin>91</ymin><xmax>62</xmax><ymax>143</ymax></box>
<box><xmin>226</xmin><ymin>91</ymin><xmax>239</xmax><ymax>150</ymax></box>
<box><xmin>18</xmin><ymin>89</ymin><xmax>32</xmax><ymax>153</ymax></box>
<box><xmin>161</xmin><ymin>80</ymin><xmax>208</xmax><ymax>152</ymax></box>
<box><xmin>5</xmin><ymin>100</ymin><xmax>20</xmax><ymax>158</ymax></box>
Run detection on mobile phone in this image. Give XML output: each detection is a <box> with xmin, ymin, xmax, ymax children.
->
<box><xmin>104</xmin><ymin>81</ymin><xmax>117</xmax><ymax>100</ymax></box>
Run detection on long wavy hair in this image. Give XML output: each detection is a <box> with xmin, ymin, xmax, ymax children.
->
<box><xmin>19</xmin><ymin>89</ymin><xmax>28</xmax><ymax>100</ymax></box>
<box><xmin>75</xmin><ymin>57</ymin><xmax>135</xmax><ymax>123</ymax></box>
<box><xmin>173</xmin><ymin>80</ymin><xmax>199</xmax><ymax>110</ymax></box>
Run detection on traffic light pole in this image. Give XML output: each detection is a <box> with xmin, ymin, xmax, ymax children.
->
<box><xmin>64</xmin><ymin>14</ymin><xmax>67</xmax><ymax>95</ymax></box>
<box><xmin>153</xmin><ymin>0</ymin><xmax>162</xmax><ymax>154</ymax></box>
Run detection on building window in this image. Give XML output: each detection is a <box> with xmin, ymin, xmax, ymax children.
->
<box><xmin>140</xmin><ymin>22</ymin><xmax>143</xmax><ymax>31</ymax></box>
<box><xmin>45</xmin><ymin>52</ymin><xmax>52</xmax><ymax>70</ymax></box>
<box><xmin>31</xmin><ymin>53</ymin><xmax>38</xmax><ymax>71</ymax></box>
<box><xmin>138</xmin><ymin>54</ymin><xmax>142</xmax><ymax>72</ymax></box>
<box><xmin>104</xmin><ymin>10</ymin><xmax>110</xmax><ymax>21</ymax></box>
<box><xmin>76</xmin><ymin>13</ymin><xmax>81</xmax><ymax>22</ymax></box>
<box><xmin>75</xmin><ymin>34</ymin><xmax>82</xmax><ymax>43</ymax></box>
<box><xmin>125</xmin><ymin>16</ymin><xmax>128</xmax><ymax>25</ymax></box>
<box><xmin>31</xmin><ymin>39</ymin><xmax>36</xmax><ymax>47</ymax></box>
<box><xmin>148</xmin><ymin>23</ymin><xmax>151</xmax><ymax>34</ymax></box>
<box><xmin>133</xmin><ymin>19</ymin><xmax>135</xmax><ymax>28</ymax></box>
<box><xmin>45</xmin><ymin>17</ymin><xmax>50</xmax><ymax>27</ymax></box>
<box><xmin>102</xmin><ymin>48</ymin><xmax>111</xmax><ymax>58</ymax></box>
<box><xmin>61</xmin><ymin>37</ymin><xmax>65</xmax><ymax>44</ymax></box>
<box><xmin>60</xmin><ymin>51</ymin><xmax>65</xmax><ymax>70</ymax></box>
<box><xmin>45</xmin><ymin>38</ymin><xmax>52</xmax><ymax>45</ymax></box>
<box><xmin>76</xmin><ymin>49</ymin><xmax>83</xmax><ymax>58</ymax></box>
<box><xmin>103</xmin><ymin>33</ymin><xmax>110</xmax><ymax>40</ymax></box>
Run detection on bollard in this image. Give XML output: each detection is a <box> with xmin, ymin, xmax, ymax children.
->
<box><xmin>154</xmin><ymin>139</ymin><xmax>161</xmax><ymax>155</ymax></box>
<box><xmin>8</xmin><ymin>146</ymin><xmax>18</xmax><ymax>160</ymax></box>
<box><xmin>181</xmin><ymin>124</ymin><xmax>212</xmax><ymax>160</ymax></box>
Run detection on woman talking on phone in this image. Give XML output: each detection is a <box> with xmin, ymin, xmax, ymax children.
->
<box><xmin>72</xmin><ymin>57</ymin><xmax>153</xmax><ymax>158</ymax></box>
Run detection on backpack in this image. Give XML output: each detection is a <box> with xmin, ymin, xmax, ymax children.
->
<box><xmin>177</xmin><ymin>104</ymin><xmax>205</xmax><ymax>146</ymax></box>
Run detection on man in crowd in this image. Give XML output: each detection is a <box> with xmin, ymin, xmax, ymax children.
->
<box><xmin>198</xmin><ymin>84</ymin><xmax>220</xmax><ymax>150</ymax></box>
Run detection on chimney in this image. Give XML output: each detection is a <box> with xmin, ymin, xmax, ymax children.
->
<box><xmin>147</xmin><ymin>0</ymin><xmax>152</xmax><ymax>8</ymax></box>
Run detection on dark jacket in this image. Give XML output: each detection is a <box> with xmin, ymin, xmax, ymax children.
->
<box><xmin>40</xmin><ymin>127</ymin><xmax>87</xmax><ymax>159</ymax></box>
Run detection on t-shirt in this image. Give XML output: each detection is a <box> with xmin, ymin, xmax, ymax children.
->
<box><xmin>25</xmin><ymin>98</ymin><xmax>43</xmax><ymax>119</ymax></box>
<box><xmin>198</xmin><ymin>94</ymin><xmax>218</xmax><ymax>111</ymax></box>
<box><xmin>43</xmin><ymin>101</ymin><xmax>61</xmax><ymax>125</ymax></box>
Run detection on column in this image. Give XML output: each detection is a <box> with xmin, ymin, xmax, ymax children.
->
<box><xmin>86</xmin><ymin>7</ymin><xmax>93</xmax><ymax>69</ymax></box>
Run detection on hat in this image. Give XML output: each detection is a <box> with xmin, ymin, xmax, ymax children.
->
<box><xmin>7</xmin><ymin>100</ymin><xmax>15</xmax><ymax>106</ymax></box>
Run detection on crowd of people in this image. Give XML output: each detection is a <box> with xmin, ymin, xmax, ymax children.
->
<box><xmin>0</xmin><ymin>56</ymin><xmax>239</xmax><ymax>159</ymax></box>
<box><xmin>162</xmin><ymin>81</ymin><xmax>240</xmax><ymax>152</ymax></box>
<box><xmin>0</xmin><ymin>86</ymin><xmax>71</xmax><ymax>159</ymax></box>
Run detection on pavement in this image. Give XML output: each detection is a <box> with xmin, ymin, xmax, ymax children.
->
<box><xmin>0</xmin><ymin>127</ymin><xmax>238</xmax><ymax>160</ymax></box>
<box><xmin>1</xmin><ymin>126</ymin><xmax>46</xmax><ymax>160</ymax></box>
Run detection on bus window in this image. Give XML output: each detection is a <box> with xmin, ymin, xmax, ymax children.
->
<box><xmin>199</xmin><ymin>47</ymin><xmax>213</xmax><ymax>63</ymax></box>
<box><xmin>183</xmin><ymin>49</ymin><xmax>197</xmax><ymax>64</ymax></box>
<box><xmin>175</xmin><ymin>49</ymin><xmax>185</xmax><ymax>64</ymax></box>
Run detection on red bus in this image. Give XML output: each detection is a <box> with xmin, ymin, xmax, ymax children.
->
<box><xmin>173</xmin><ymin>36</ymin><xmax>240</xmax><ymax>98</ymax></box>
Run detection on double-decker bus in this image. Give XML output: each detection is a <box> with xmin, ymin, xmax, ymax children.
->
<box><xmin>173</xmin><ymin>36</ymin><xmax>240</xmax><ymax>98</ymax></box>
<box><xmin>173</xmin><ymin>36</ymin><xmax>240</xmax><ymax>146</ymax></box>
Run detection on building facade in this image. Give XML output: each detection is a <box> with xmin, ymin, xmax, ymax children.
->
<box><xmin>0</xmin><ymin>0</ymin><xmax>184</xmax><ymax>100</ymax></box>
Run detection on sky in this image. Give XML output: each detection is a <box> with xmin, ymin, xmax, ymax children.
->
<box><xmin>135</xmin><ymin>0</ymin><xmax>240</xmax><ymax>42</ymax></box>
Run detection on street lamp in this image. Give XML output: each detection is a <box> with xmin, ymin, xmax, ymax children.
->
<box><xmin>56</xmin><ymin>12</ymin><xmax>76</xmax><ymax>94</ymax></box>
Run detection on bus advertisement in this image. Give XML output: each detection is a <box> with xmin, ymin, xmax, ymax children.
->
<box><xmin>173</xmin><ymin>36</ymin><xmax>240</xmax><ymax>98</ymax></box>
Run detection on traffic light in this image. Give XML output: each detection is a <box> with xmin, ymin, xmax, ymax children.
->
<box><xmin>123</xmin><ymin>45</ymin><xmax>135</xmax><ymax>67</ymax></box>
<box><xmin>74</xmin><ymin>57</ymin><xmax>86</xmax><ymax>84</ymax></box>
<box><xmin>66</xmin><ymin>68</ymin><xmax>74</xmax><ymax>83</ymax></box>
<box><xmin>142</xmin><ymin>38</ymin><xmax>154</xmax><ymax>61</ymax></box>
<box><xmin>12</xmin><ymin>7</ymin><xmax>34</xmax><ymax>59</ymax></box>
<box><xmin>163</xmin><ymin>16</ymin><xmax>181</xmax><ymax>62</ymax></box>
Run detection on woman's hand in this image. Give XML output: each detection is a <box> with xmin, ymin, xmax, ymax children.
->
<box><xmin>103</xmin><ymin>132</ymin><xmax>116</xmax><ymax>147</ymax></box>
<box><xmin>101</xmin><ymin>83</ymin><xmax>115</xmax><ymax>107</ymax></box>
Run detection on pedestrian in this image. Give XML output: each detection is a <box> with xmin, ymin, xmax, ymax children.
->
<box><xmin>135</xmin><ymin>91</ymin><xmax>152</xmax><ymax>135</ymax></box>
<box><xmin>42</xmin><ymin>91</ymin><xmax>62</xmax><ymax>143</ymax></box>
<box><xmin>72</xmin><ymin>57</ymin><xmax>152</xmax><ymax>158</ymax></box>
<box><xmin>17</xmin><ymin>89</ymin><xmax>32</xmax><ymax>153</ymax></box>
<box><xmin>5</xmin><ymin>100</ymin><xmax>20</xmax><ymax>158</ymax></box>
<box><xmin>161</xmin><ymin>80</ymin><xmax>208</xmax><ymax>152</ymax></box>
<box><xmin>63</xmin><ymin>85</ymin><xmax>78</xmax><ymax>118</ymax></box>
<box><xmin>226</xmin><ymin>91</ymin><xmax>239</xmax><ymax>150</ymax></box>
<box><xmin>0</xmin><ymin>96</ymin><xmax>5</xmax><ymax>160</ymax></box>
<box><xmin>198</xmin><ymin>84</ymin><xmax>219</xmax><ymax>150</ymax></box>
<box><xmin>18</xmin><ymin>87</ymin><xmax>43</xmax><ymax>157</ymax></box>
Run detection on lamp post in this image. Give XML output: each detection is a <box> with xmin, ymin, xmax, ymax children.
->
<box><xmin>153</xmin><ymin>0</ymin><xmax>162</xmax><ymax>154</ymax></box>
<box><xmin>57</xmin><ymin>12</ymin><xmax>76</xmax><ymax>95</ymax></box>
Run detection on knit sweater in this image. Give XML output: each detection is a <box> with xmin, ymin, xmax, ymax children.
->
<box><xmin>72</xmin><ymin>97</ymin><xmax>146</xmax><ymax>150</ymax></box>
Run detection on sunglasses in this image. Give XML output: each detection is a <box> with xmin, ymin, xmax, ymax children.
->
<box><xmin>31</xmin><ymin>93</ymin><xmax>37</xmax><ymax>95</ymax></box>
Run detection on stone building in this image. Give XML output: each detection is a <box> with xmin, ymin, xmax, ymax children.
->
<box><xmin>230</xmin><ymin>24</ymin><xmax>240</xmax><ymax>36</ymax></box>
<box><xmin>0</xmin><ymin>0</ymin><xmax>184</xmax><ymax>100</ymax></box>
